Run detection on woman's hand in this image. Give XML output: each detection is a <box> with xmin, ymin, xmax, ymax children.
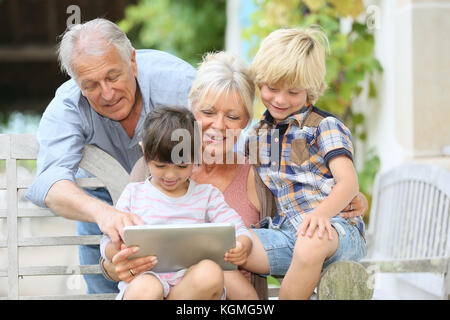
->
<box><xmin>339</xmin><ymin>191</ymin><xmax>368</xmax><ymax>219</ymax></box>
<box><xmin>111</xmin><ymin>244</ymin><xmax>158</xmax><ymax>283</ymax></box>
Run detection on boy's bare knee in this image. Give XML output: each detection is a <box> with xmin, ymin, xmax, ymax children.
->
<box><xmin>293</xmin><ymin>236</ymin><xmax>329</xmax><ymax>267</ymax></box>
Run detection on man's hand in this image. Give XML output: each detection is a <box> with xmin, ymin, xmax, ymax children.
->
<box><xmin>97</xmin><ymin>209</ymin><xmax>145</xmax><ymax>250</ymax></box>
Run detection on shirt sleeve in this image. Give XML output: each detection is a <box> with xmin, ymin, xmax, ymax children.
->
<box><xmin>25</xmin><ymin>88</ymin><xmax>87</xmax><ymax>208</ymax></box>
<box><xmin>206</xmin><ymin>186</ymin><xmax>253</xmax><ymax>243</ymax></box>
<box><xmin>316</xmin><ymin>117</ymin><xmax>354</xmax><ymax>167</ymax></box>
<box><xmin>115</xmin><ymin>184</ymin><xmax>133</xmax><ymax>213</ymax></box>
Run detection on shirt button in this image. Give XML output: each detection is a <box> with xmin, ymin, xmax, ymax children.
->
<box><xmin>271</xmin><ymin>161</ymin><xmax>277</xmax><ymax>166</ymax></box>
<box><xmin>274</xmin><ymin>137</ymin><xmax>279</xmax><ymax>143</ymax></box>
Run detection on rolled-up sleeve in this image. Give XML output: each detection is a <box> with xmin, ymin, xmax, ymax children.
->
<box><xmin>25</xmin><ymin>89</ymin><xmax>87</xmax><ymax>208</ymax></box>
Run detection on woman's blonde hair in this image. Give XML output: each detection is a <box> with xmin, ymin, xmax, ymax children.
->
<box><xmin>189</xmin><ymin>51</ymin><xmax>255</xmax><ymax>120</ymax></box>
<box><xmin>250</xmin><ymin>26</ymin><xmax>329</xmax><ymax>104</ymax></box>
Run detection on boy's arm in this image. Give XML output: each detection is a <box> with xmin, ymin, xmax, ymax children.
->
<box><xmin>297</xmin><ymin>155</ymin><xmax>359</xmax><ymax>239</ymax></box>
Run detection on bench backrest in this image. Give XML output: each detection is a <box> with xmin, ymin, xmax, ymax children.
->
<box><xmin>368</xmin><ymin>162</ymin><xmax>450</xmax><ymax>261</ymax></box>
<box><xmin>0</xmin><ymin>134</ymin><xmax>129</xmax><ymax>299</ymax></box>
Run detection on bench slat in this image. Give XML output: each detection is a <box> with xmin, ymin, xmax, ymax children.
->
<box><xmin>10</xmin><ymin>134</ymin><xmax>39</xmax><ymax>160</ymax></box>
<box><xmin>19</xmin><ymin>265</ymin><xmax>102</xmax><ymax>276</ymax></box>
<box><xmin>17</xmin><ymin>293</ymin><xmax>117</xmax><ymax>300</ymax></box>
<box><xmin>17</xmin><ymin>235</ymin><xmax>103</xmax><ymax>247</ymax></box>
<box><xmin>0</xmin><ymin>236</ymin><xmax>102</xmax><ymax>248</ymax></box>
<box><xmin>14</xmin><ymin>177</ymin><xmax>105</xmax><ymax>189</ymax></box>
<box><xmin>360</xmin><ymin>257</ymin><xmax>449</xmax><ymax>274</ymax></box>
<box><xmin>0</xmin><ymin>265</ymin><xmax>102</xmax><ymax>277</ymax></box>
<box><xmin>0</xmin><ymin>134</ymin><xmax>10</xmax><ymax>158</ymax></box>
<box><xmin>0</xmin><ymin>208</ymin><xmax>56</xmax><ymax>218</ymax></box>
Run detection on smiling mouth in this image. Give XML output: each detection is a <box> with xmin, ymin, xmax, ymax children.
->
<box><xmin>271</xmin><ymin>104</ymin><xmax>288</xmax><ymax>112</ymax></box>
<box><xmin>104</xmin><ymin>98</ymin><xmax>122</xmax><ymax>107</ymax></box>
<box><xmin>204</xmin><ymin>133</ymin><xmax>226</xmax><ymax>144</ymax></box>
<box><xmin>162</xmin><ymin>179</ymin><xmax>178</xmax><ymax>186</ymax></box>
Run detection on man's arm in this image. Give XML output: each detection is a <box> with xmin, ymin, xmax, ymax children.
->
<box><xmin>46</xmin><ymin>180</ymin><xmax>143</xmax><ymax>249</ymax></box>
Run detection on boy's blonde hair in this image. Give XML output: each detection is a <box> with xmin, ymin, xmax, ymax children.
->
<box><xmin>250</xmin><ymin>27</ymin><xmax>329</xmax><ymax>104</ymax></box>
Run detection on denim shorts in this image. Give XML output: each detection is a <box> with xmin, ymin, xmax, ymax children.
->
<box><xmin>251</xmin><ymin>216</ymin><xmax>367</xmax><ymax>276</ymax></box>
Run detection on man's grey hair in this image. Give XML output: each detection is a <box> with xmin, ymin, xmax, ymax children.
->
<box><xmin>57</xmin><ymin>18</ymin><xmax>133</xmax><ymax>79</ymax></box>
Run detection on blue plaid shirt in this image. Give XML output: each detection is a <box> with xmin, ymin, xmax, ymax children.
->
<box><xmin>246</xmin><ymin>104</ymin><xmax>365</xmax><ymax>237</ymax></box>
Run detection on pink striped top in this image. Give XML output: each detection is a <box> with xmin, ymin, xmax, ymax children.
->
<box><xmin>100</xmin><ymin>178</ymin><xmax>252</xmax><ymax>259</ymax></box>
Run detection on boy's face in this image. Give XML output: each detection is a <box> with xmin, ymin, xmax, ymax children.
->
<box><xmin>148</xmin><ymin>160</ymin><xmax>193</xmax><ymax>196</ymax></box>
<box><xmin>260</xmin><ymin>84</ymin><xmax>307</xmax><ymax>123</ymax></box>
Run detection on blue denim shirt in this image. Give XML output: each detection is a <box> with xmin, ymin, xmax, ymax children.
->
<box><xmin>25</xmin><ymin>49</ymin><xmax>196</xmax><ymax>207</ymax></box>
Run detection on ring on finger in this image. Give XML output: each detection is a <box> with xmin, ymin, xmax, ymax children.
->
<box><xmin>129</xmin><ymin>268</ymin><xmax>135</xmax><ymax>277</ymax></box>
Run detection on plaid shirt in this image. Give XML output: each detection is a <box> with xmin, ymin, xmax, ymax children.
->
<box><xmin>246</xmin><ymin>104</ymin><xmax>365</xmax><ymax>237</ymax></box>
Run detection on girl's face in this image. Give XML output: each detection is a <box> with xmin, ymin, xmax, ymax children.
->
<box><xmin>148</xmin><ymin>160</ymin><xmax>193</xmax><ymax>197</ymax></box>
<box><xmin>193</xmin><ymin>88</ymin><xmax>249</xmax><ymax>163</ymax></box>
<box><xmin>260</xmin><ymin>83</ymin><xmax>307</xmax><ymax>123</ymax></box>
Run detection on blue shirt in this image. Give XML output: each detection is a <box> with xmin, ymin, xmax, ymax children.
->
<box><xmin>25</xmin><ymin>49</ymin><xmax>196</xmax><ymax>208</ymax></box>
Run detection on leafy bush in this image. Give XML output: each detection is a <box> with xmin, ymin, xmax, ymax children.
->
<box><xmin>118</xmin><ymin>0</ymin><xmax>226</xmax><ymax>66</ymax></box>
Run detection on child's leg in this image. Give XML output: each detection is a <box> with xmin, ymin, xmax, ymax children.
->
<box><xmin>123</xmin><ymin>274</ymin><xmax>164</xmax><ymax>300</ymax></box>
<box><xmin>240</xmin><ymin>230</ymin><xmax>271</xmax><ymax>275</ymax></box>
<box><xmin>224</xmin><ymin>270</ymin><xmax>259</xmax><ymax>300</ymax></box>
<box><xmin>167</xmin><ymin>259</ymin><xmax>224</xmax><ymax>299</ymax></box>
<box><xmin>279</xmin><ymin>228</ymin><xmax>339</xmax><ymax>300</ymax></box>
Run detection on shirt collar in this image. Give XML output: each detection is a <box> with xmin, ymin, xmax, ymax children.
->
<box><xmin>260</xmin><ymin>102</ymin><xmax>312</xmax><ymax>127</ymax></box>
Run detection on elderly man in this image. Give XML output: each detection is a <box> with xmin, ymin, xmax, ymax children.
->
<box><xmin>25</xmin><ymin>18</ymin><xmax>196</xmax><ymax>294</ymax></box>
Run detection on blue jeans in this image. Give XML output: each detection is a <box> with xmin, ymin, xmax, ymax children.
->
<box><xmin>77</xmin><ymin>187</ymin><xmax>119</xmax><ymax>294</ymax></box>
<box><xmin>251</xmin><ymin>216</ymin><xmax>367</xmax><ymax>276</ymax></box>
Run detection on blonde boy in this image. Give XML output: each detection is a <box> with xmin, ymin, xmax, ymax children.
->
<box><xmin>242</xmin><ymin>27</ymin><xmax>367</xmax><ymax>299</ymax></box>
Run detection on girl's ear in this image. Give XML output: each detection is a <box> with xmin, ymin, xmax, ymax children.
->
<box><xmin>138</xmin><ymin>141</ymin><xmax>144</xmax><ymax>153</ymax></box>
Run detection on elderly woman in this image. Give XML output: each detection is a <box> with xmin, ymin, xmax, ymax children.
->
<box><xmin>101</xmin><ymin>51</ymin><xmax>368</xmax><ymax>299</ymax></box>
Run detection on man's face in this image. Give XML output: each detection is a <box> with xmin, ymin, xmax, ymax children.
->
<box><xmin>73</xmin><ymin>46</ymin><xmax>138</xmax><ymax>121</ymax></box>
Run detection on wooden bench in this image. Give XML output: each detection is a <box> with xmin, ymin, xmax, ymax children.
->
<box><xmin>1</xmin><ymin>133</ymin><xmax>374</xmax><ymax>300</ymax></box>
<box><xmin>0</xmin><ymin>134</ymin><xmax>128</xmax><ymax>299</ymax></box>
<box><xmin>360</xmin><ymin>162</ymin><xmax>450</xmax><ymax>299</ymax></box>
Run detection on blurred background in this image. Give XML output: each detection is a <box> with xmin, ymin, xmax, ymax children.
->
<box><xmin>0</xmin><ymin>0</ymin><xmax>449</xmax><ymax>299</ymax></box>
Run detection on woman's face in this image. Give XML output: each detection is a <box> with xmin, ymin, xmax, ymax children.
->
<box><xmin>193</xmin><ymin>88</ymin><xmax>250</xmax><ymax>163</ymax></box>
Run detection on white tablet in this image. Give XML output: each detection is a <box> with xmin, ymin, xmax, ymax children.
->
<box><xmin>123</xmin><ymin>223</ymin><xmax>237</xmax><ymax>272</ymax></box>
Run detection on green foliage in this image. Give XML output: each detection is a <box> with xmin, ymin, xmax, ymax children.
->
<box><xmin>243</xmin><ymin>0</ymin><xmax>383</xmax><ymax>141</ymax></box>
<box><xmin>118</xmin><ymin>0</ymin><xmax>226</xmax><ymax>66</ymax></box>
<box><xmin>357</xmin><ymin>148</ymin><xmax>380</xmax><ymax>224</ymax></box>
<box><xmin>267</xmin><ymin>275</ymin><xmax>281</xmax><ymax>287</ymax></box>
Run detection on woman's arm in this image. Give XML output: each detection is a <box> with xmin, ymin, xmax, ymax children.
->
<box><xmin>101</xmin><ymin>244</ymin><xmax>157</xmax><ymax>283</ymax></box>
